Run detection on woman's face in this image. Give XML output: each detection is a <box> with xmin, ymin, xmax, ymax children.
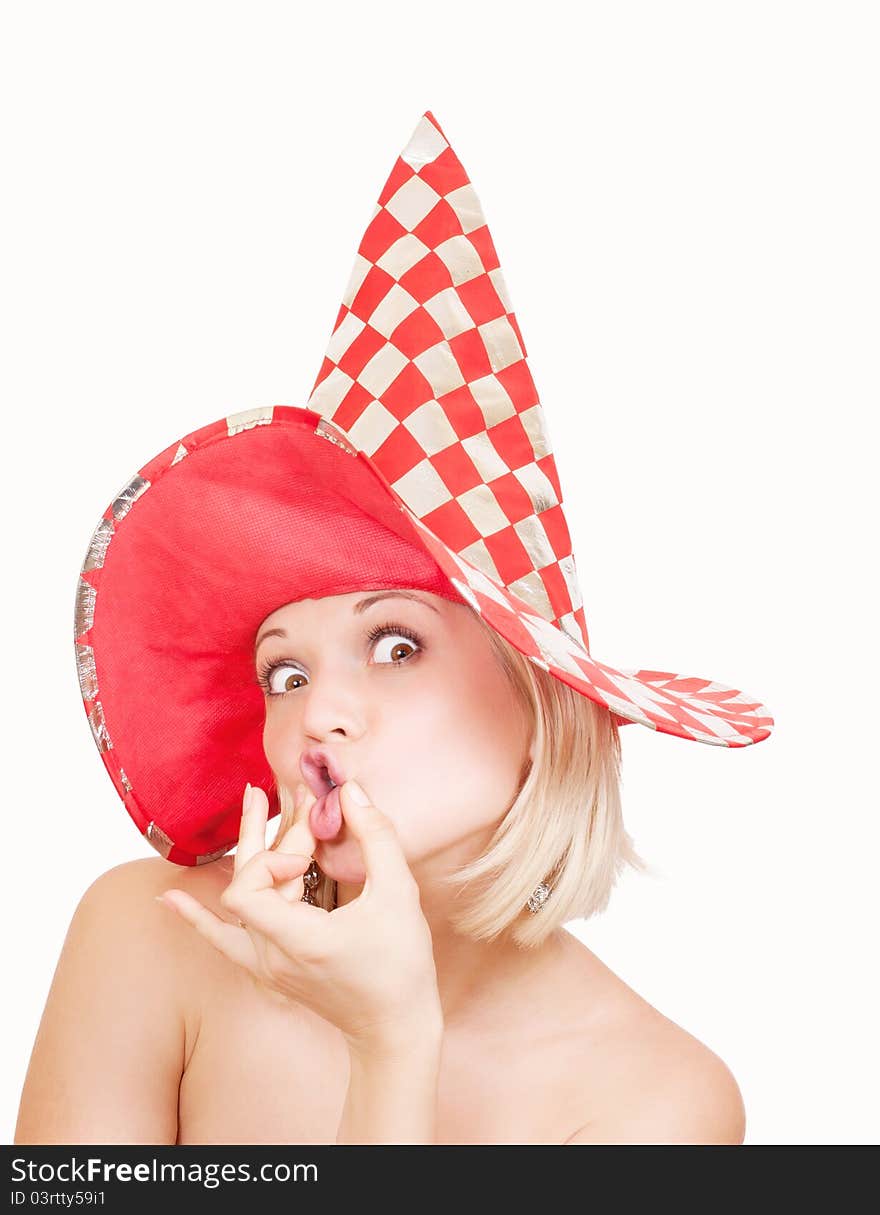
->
<box><xmin>254</xmin><ymin>588</ymin><xmax>534</xmax><ymax>885</ymax></box>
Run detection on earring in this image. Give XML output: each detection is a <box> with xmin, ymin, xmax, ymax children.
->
<box><xmin>526</xmin><ymin>881</ymin><xmax>552</xmax><ymax>914</ymax></box>
<box><xmin>300</xmin><ymin>859</ymin><xmax>322</xmax><ymax>905</ymax></box>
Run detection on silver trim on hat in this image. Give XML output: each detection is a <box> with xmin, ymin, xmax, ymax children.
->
<box><xmin>195</xmin><ymin>845</ymin><xmax>232</xmax><ymax>865</ymax></box>
<box><xmin>82</xmin><ymin>516</ymin><xmax>114</xmax><ymax>572</ymax></box>
<box><xmin>146</xmin><ymin>821</ymin><xmax>174</xmax><ymax>859</ymax></box>
<box><xmin>314</xmin><ymin>416</ymin><xmax>358</xmax><ymax>456</ymax></box>
<box><xmin>75</xmin><ymin>642</ymin><xmax>98</xmax><ymax>702</ymax></box>
<box><xmin>145</xmin><ymin>819</ymin><xmax>230</xmax><ymax>865</ymax></box>
<box><xmin>226</xmin><ymin>406</ymin><xmax>275</xmax><ymax>435</ymax></box>
<box><xmin>74</xmin><ymin>576</ymin><xmax>96</xmax><ymax>638</ymax></box>
<box><xmin>112</xmin><ymin>474</ymin><xmax>150</xmax><ymax>522</ymax></box>
<box><xmin>87</xmin><ymin>700</ymin><xmax>113</xmax><ymax>753</ymax></box>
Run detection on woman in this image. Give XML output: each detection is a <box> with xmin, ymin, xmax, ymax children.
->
<box><xmin>15</xmin><ymin>586</ymin><xmax>753</xmax><ymax>1144</ymax></box>
<box><xmin>15</xmin><ymin>112</ymin><xmax>772</xmax><ymax>1145</ymax></box>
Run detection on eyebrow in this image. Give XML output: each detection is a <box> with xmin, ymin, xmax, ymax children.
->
<box><xmin>253</xmin><ymin>591</ymin><xmax>441</xmax><ymax>655</ymax></box>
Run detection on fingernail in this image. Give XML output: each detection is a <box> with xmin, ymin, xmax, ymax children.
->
<box><xmin>347</xmin><ymin>779</ymin><xmax>370</xmax><ymax>805</ymax></box>
<box><xmin>244</xmin><ymin>782</ymin><xmax>253</xmax><ymax>811</ymax></box>
<box><xmin>154</xmin><ymin>895</ymin><xmax>169</xmax><ymax>907</ymax></box>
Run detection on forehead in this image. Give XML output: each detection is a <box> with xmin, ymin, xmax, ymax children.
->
<box><xmin>255</xmin><ymin>589</ymin><xmax>449</xmax><ymax>646</ymax></box>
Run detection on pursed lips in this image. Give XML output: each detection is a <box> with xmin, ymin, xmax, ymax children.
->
<box><xmin>300</xmin><ymin>750</ymin><xmax>344</xmax><ymax>799</ymax></box>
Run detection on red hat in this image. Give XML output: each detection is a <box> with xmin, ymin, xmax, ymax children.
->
<box><xmin>74</xmin><ymin>112</ymin><xmax>774</xmax><ymax>866</ymax></box>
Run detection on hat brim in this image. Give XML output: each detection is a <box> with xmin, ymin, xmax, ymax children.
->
<box><xmin>75</xmin><ymin>406</ymin><xmax>773</xmax><ymax>865</ymax></box>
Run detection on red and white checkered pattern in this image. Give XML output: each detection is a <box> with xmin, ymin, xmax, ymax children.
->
<box><xmin>307</xmin><ymin>113</ymin><xmax>774</xmax><ymax>747</ymax></box>
<box><xmin>73</xmin><ymin>113</ymin><xmax>775</xmax><ymax>870</ymax></box>
<box><xmin>308</xmin><ymin>112</ymin><xmax>585</xmax><ymax>654</ymax></box>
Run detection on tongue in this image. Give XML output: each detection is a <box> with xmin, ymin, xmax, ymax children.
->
<box><xmin>310</xmin><ymin>784</ymin><xmax>343</xmax><ymax>841</ymax></box>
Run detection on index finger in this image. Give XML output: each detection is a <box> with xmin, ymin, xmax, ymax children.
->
<box><xmin>275</xmin><ymin>782</ymin><xmax>318</xmax><ymax>858</ymax></box>
<box><xmin>227</xmin><ymin>850</ymin><xmax>331</xmax><ymax>953</ymax></box>
<box><xmin>160</xmin><ymin>889</ymin><xmax>260</xmax><ymax>972</ymax></box>
<box><xmin>234</xmin><ymin>782</ymin><xmax>268</xmax><ymax>876</ymax></box>
<box><xmin>273</xmin><ymin>783</ymin><xmax>318</xmax><ymax>901</ymax></box>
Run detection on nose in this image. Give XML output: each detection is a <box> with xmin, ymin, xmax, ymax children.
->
<box><xmin>297</xmin><ymin>666</ymin><xmax>364</xmax><ymax>747</ymax></box>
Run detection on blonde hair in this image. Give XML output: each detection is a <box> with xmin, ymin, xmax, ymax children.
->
<box><xmin>268</xmin><ymin>610</ymin><xmax>650</xmax><ymax>947</ymax></box>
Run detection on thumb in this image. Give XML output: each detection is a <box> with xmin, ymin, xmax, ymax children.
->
<box><xmin>274</xmin><ymin>783</ymin><xmax>319</xmax><ymax>899</ymax></box>
<box><xmin>275</xmin><ymin>782</ymin><xmax>318</xmax><ymax>858</ymax></box>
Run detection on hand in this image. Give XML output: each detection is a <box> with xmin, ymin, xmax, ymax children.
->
<box><xmin>158</xmin><ymin>779</ymin><xmax>443</xmax><ymax>1054</ymax></box>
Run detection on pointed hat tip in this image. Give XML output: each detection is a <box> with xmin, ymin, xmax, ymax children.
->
<box><xmin>421</xmin><ymin>110</ymin><xmax>446</xmax><ymax>138</ymax></box>
<box><xmin>400</xmin><ymin>111</ymin><xmax>452</xmax><ymax>169</ymax></box>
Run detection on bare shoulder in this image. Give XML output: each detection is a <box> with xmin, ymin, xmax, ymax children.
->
<box><xmin>81</xmin><ymin>854</ymin><xmax>240</xmax><ymax>999</ymax></box>
<box><xmin>580</xmin><ymin>1019</ymin><xmax>746</xmax><ymax>1144</ymax></box>
<box><xmin>15</xmin><ymin>853</ymin><xmax>235</xmax><ymax>1144</ymax></box>
<box><xmin>95</xmin><ymin>852</ymin><xmax>237</xmax><ymax>945</ymax></box>
<box><xmin>82</xmin><ymin>852</ymin><xmax>237</xmax><ymax>967</ymax></box>
<box><xmin>555</xmin><ymin>934</ymin><xmax>746</xmax><ymax>1145</ymax></box>
<box><xmin>87</xmin><ymin>853</ymin><xmax>233</xmax><ymax>901</ymax></box>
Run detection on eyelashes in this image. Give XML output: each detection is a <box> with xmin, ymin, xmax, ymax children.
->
<box><xmin>255</xmin><ymin>619</ymin><xmax>425</xmax><ymax>697</ymax></box>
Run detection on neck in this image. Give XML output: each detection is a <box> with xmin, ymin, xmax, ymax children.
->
<box><xmin>332</xmin><ymin>844</ymin><xmax>568</xmax><ymax>1035</ymax></box>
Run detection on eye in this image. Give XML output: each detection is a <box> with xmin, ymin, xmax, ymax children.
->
<box><xmin>366</xmin><ymin>621</ymin><xmax>423</xmax><ymax>666</ymax></box>
<box><xmin>255</xmin><ymin>621</ymin><xmax>424</xmax><ymax>697</ymax></box>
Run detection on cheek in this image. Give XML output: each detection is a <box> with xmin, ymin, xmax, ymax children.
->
<box><xmin>261</xmin><ymin>715</ymin><xmax>300</xmax><ymax>782</ymax></box>
<box><xmin>387</xmin><ymin>669</ymin><xmax>527</xmax><ymax>807</ymax></box>
<box><xmin>390</xmin><ymin>745</ymin><xmax>520</xmax><ymax>854</ymax></box>
<box><xmin>438</xmin><ymin>686</ymin><xmax>528</xmax><ymax>792</ymax></box>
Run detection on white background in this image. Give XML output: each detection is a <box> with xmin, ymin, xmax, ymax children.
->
<box><xmin>2</xmin><ymin>1</ymin><xmax>877</xmax><ymax>1146</ymax></box>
